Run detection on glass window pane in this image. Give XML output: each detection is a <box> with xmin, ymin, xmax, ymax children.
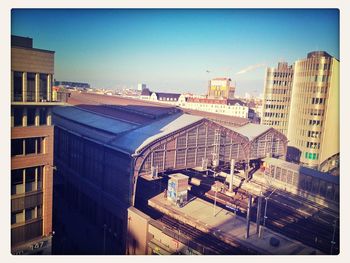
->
<box><xmin>25</xmin><ymin>167</ymin><xmax>36</xmax><ymax>192</ymax></box>
<box><xmin>27</xmin><ymin>73</ymin><xmax>36</xmax><ymax>102</ymax></box>
<box><xmin>12</xmin><ymin>211</ymin><xmax>24</xmax><ymax>224</ymax></box>
<box><xmin>25</xmin><ymin>138</ymin><xmax>36</xmax><ymax>154</ymax></box>
<box><xmin>25</xmin><ymin>207</ymin><xmax>36</xmax><ymax>221</ymax></box>
<box><xmin>11</xmin><ymin>139</ymin><xmax>23</xmax><ymax>156</ymax></box>
<box><xmin>11</xmin><ymin>169</ymin><xmax>24</xmax><ymax>195</ymax></box>
<box><xmin>27</xmin><ymin>108</ymin><xmax>36</xmax><ymax>126</ymax></box>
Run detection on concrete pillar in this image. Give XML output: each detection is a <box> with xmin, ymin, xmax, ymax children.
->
<box><xmin>35</xmin><ymin>73</ymin><xmax>40</xmax><ymax>102</ymax></box>
<box><xmin>11</xmin><ymin>71</ymin><xmax>14</xmax><ymax>102</ymax></box>
<box><xmin>35</xmin><ymin>108</ymin><xmax>40</xmax><ymax>126</ymax></box>
<box><xmin>47</xmin><ymin>74</ymin><xmax>51</xmax><ymax>101</ymax></box>
<box><xmin>22</xmin><ymin>108</ymin><xmax>28</xmax><ymax>127</ymax></box>
<box><xmin>23</xmin><ymin>169</ymin><xmax>26</xmax><ymax>195</ymax></box>
<box><xmin>47</xmin><ymin>107</ymin><xmax>52</xmax><ymax>126</ymax></box>
<box><xmin>35</xmin><ymin>166</ymin><xmax>38</xmax><ymax>191</ymax></box>
<box><xmin>22</xmin><ymin>72</ymin><xmax>27</xmax><ymax>102</ymax></box>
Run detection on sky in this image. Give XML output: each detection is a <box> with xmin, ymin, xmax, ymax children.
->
<box><xmin>11</xmin><ymin>9</ymin><xmax>339</xmax><ymax>96</ymax></box>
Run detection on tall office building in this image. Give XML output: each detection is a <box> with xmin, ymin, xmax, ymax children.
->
<box><xmin>261</xmin><ymin>62</ymin><xmax>294</xmax><ymax>136</ymax></box>
<box><xmin>207</xmin><ymin>78</ymin><xmax>235</xmax><ymax>99</ymax></box>
<box><xmin>287</xmin><ymin>51</ymin><xmax>339</xmax><ymax>170</ymax></box>
<box><xmin>11</xmin><ymin>35</ymin><xmax>67</xmax><ymax>254</ymax></box>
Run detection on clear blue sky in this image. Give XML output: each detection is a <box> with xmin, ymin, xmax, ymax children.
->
<box><xmin>11</xmin><ymin>9</ymin><xmax>339</xmax><ymax>96</ymax></box>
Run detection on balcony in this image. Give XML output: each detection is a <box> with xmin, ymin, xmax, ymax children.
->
<box><xmin>12</xmin><ymin>91</ymin><xmax>70</xmax><ymax>105</ymax></box>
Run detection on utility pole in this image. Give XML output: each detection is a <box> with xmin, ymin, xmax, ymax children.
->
<box><xmin>245</xmin><ymin>194</ymin><xmax>252</xmax><ymax>239</ymax></box>
<box><xmin>259</xmin><ymin>188</ymin><xmax>276</xmax><ymax>238</ymax></box>
<box><xmin>244</xmin><ymin>161</ymin><xmax>250</xmax><ymax>181</ymax></box>
<box><xmin>256</xmin><ymin>195</ymin><xmax>262</xmax><ymax>234</ymax></box>
<box><xmin>259</xmin><ymin>196</ymin><xmax>269</xmax><ymax>238</ymax></box>
<box><xmin>213</xmin><ymin>183</ymin><xmax>218</xmax><ymax>217</ymax></box>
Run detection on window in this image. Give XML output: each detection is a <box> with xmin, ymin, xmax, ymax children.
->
<box><xmin>27</xmin><ymin>108</ymin><xmax>36</xmax><ymax>126</ymax></box>
<box><xmin>37</xmin><ymin>167</ymin><xmax>43</xmax><ymax>190</ymax></box>
<box><xmin>26</xmin><ymin>138</ymin><xmax>36</xmax><ymax>154</ymax></box>
<box><xmin>39</xmin><ymin>74</ymin><xmax>48</xmax><ymax>101</ymax></box>
<box><xmin>11</xmin><ymin>139</ymin><xmax>24</xmax><ymax>156</ymax></box>
<box><xmin>27</xmin><ymin>73</ymin><xmax>36</xmax><ymax>102</ymax></box>
<box><xmin>11</xmin><ymin>169</ymin><xmax>24</xmax><ymax>195</ymax></box>
<box><xmin>25</xmin><ymin>167</ymin><xmax>36</xmax><ymax>192</ymax></box>
<box><xmin>13</xmin><ymin>108</ymin><xmax>23</xmax><ymax>127</ymax></box>
<box><xmin>13</xmin><ymin>71</ymin><xmax>23</xmax><ymax>102</ymax></box>
<box><xmin>39</xmin><ymin>108</ymin><xmax>47</xmax><ymax>125</ymax></box>
<box><xmin>11</xmin><ymin>211</ymin><xmax>24</xmax><ymax>225</ymax></box>
<box><xmin>25</xmin><ymin>207</ymin><xmax>36</xmax><ymax>221</ymax></box>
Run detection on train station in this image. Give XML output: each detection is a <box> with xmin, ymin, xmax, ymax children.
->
<box><xmin>51</xmin><ymin>91</ymin><xmax>338</xmax><ymax>255</ymax></box>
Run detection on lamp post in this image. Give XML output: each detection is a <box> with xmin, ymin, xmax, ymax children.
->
<box><xmin>259</xmin><ymin>188</ymin><xmax>277</xmax><ymax>238</ymax></box>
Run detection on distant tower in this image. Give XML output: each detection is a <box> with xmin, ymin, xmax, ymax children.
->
<box><xmin>137</xmin><ymin>83</ymin><xmax>146</xmax><ymax>91</ymax></box>
<box><xmin>207</xmin><ymin>78</ymin><xmax>235</xmax><ymax>99</ymax></box>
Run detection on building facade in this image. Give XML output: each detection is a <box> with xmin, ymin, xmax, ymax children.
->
<box><xmin>208</xmin><ymin>78</ymin><xmax>235</xmax><ymax>99</ymax></box>
<box><xmin>51</xmin><ymin>92</ymin><xmax>287</xmax><ymax>254</ymax></box>
<box><xmin>181</xmin><ymin>98</ymin><xmax>250</xmax><ymax>119</ymax></box>
<box><xmin>261</xmin><ymin>62</ymin><xmax>294</xmax><ymax>136</ymax></box>
<box><xmin>287</xmin><ymin>51</ymin><xmax>339</xmax><ymax>169</ymax></box>
<box><xmin>11</xmin><ymin>35</ymin><xmax>66</xmax><ymax>254</ymax></box>
<box><xmin>150</xmin><ymin>92</ymin><xmax>181</xmax><ymax>104</ymax></box>
<box><xmin>137</xmin><ymin>83</ymin><xmax>147</xmax><ymax>91</ymax></box>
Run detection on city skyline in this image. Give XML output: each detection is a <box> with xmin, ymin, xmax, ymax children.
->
<box><xmin>11</xmin><ymin>9</ymin><xmax>339</xmax><ymax>95</ymax></box>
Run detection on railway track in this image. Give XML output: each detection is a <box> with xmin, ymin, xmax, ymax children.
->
<box><xmin>158</xmin><ymin>215</ymin><xmax>251</xmax><ymax>255</ymax></box>
<box><xmin>190</xmin><ymin>183</ymin><xmax>339</xmax><ymax>254</ymax></box>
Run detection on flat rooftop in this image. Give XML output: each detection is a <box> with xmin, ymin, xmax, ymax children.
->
<box><xmin>148</xmin><ymin>193</ymin><xmax>322</xmax><ymax>255</ymax></box>
<box><xmin>263</xmin><ymin>157</ymin><xmax>300</xmax><ymax>172</ymax></box>
<box><xmin>67</xmin><ymin>91</ymin><xmax>250</xmax><ymax>127</ymax></box>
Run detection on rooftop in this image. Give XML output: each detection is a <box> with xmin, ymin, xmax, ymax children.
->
<box><xmin>169</xmin><ymin>173</ymin><xmax>190</xmax><ymax>181</ymax></box>
<box><xmin>52</xmin><ymin>92</ymin><xmax>271</xmax><ymax>155</ymax></box>
<box><xmin>187</xmin><ymin>98</ymin><xmax>246</xmax><ymax>106</ymax></box>
<box><xmin>109</xmin><ymin>113</ymin><xmax>203</xmax><ymax>154</ymax></box>
<box><xmin>231</xmin><ymin>123</ymin><xmax>272</xmax><ymax>141</ymax></box>
<box><xmin>153</xmin><ymin>92</ymin><xmax>181</xmax><ymax>99</ymax></box>
<box><xmin>11</xmin><ymin>35</ymin><xmax>55</xmax><ymax>54</ymax></box>
<box><xmin>262</xmin><ymin>157</ymin><xmax>339</xmax><ymax>185</ymax></box>
<box><xmin>262</xmin><ymin>157</ymin><xmax>300</xmax><ymax>172</ymax></box>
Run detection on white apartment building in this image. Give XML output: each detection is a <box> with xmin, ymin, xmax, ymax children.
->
<box><xmin>180</xmin><ymin>98</ymin><xmax>249</xmax><ymax>118</ymax></box>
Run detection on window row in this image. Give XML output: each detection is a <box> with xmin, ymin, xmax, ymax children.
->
<box><xmin>12</xmin><ymin>107</ymin><xmax>49</xmax><ymax>127</ymax></box>
<box><xmin>264</xmin><ymin>104</ymin><xmax>287</xmax><ymax>110</ymax></box>
<box><xmin>13</xmin><ymin>71</ymin><xmax>51</xmax><ymax>102</ymax></box>
<box><xmin>263</xmin><ymin>112</ymin><xmax>286</xmax><ymax>119</ymax></box>
<box><xmin>11</xmin><ymin>167</ymin><xmax>43</xmax><ymax>195</ymax></box>
<box><xmin>11</xmin><ymin>205</ymin><xmax>42</xmax><ymax>225</ymax></box>
<box><xmin>11</xmin><ymin>137</ymin><xmax>44</xmax><ymax>156</ymax></box>
<box><xmin>305</xmin><ymin>152</ymin><xmax>319</xmax><ymax>160</ymax></box>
